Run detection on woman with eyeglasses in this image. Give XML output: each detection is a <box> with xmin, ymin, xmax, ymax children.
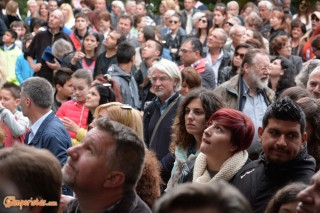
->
<box><xmin>220</xmin><ymin>43</ymin><xmax>252</xmax><ymax>84</ymax></box>
<box><xmin>268</xmin><ymin>56</ymin><xmax>296</xmax><ymax>99</ymax></box>
<box><xmin>271</xmin><ymin>35</ymin><xmax>303</xmax><ymax>76</ymax></box>
<box><xmin>166</xmin><ymin>88</ymin><xmax>224</xmax><ymax>189</ymax></box>
<box><xmin>292</xmin><ymin>0</ymin><xmax>312</xmax><ymax>31</ymax></box>
<box><xmin>196</xmin><ymin>13</ymin><xmax>213</xmax><ymax>54</ymax></box>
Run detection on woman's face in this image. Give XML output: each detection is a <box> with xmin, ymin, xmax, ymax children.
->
<box><xmin>198</xmin><ymin>16</ymin><xmax>208</xmax><ymax>29</ymax></box>
<box><xmin>159</xmin><ymin>3</ymin><xmax>166</xmax><ymax>15</ymax></box>
<box><xmin>61</xmin><ymin>7</ymin><xmax>69</xmax><ymax>19</ymax></box>
<box><xmin>99</xmin><ymin>19</ymin><xmax>111</xmax><ymax>32</ymax></box>
<box><xmin>240</xmin><ymin>29</ymin><xmax>253</xmax><ymax>43</ymax></box>
<box><xmin>233</xmin><ymin>47</ymin><xmax>248</xmax><ymax>68</ymax></box>
<box><xmin>270</xmin><ymin>15</ymin><xmax>281</xmax><ymax>29</ymax></box>
<box><xmin>291</xmin><ymin>27</ymin><xmax>304</xmax><ymax>39</ymax></box>
<box><xmin>277</xmin><ymin>41</ymin><xmax>292</xmax><ymax>58</ymax></box>
<box><xmin>180</xmin><ymin>81</ymin><xmax>190</xmax><ymax>96</ymax></box>
<box><xmin>200</xmin><ymin>120</ymin><xmax>234</xmax><ymax>159</ymax></box>
<box><xmin>72</xmin><ymin>78</ymin><xmax>90</xmax><ymax>103</ymax></box>
<box><xmin>299</xmin><ymin>1</ymin><xmax>307</xmax><ymax>13</ymax></box>
<box><xmin>184</xmin><ymin>98</ymin><xmax>206</xmax><ymax>140</ymax></box>
<box><xmin>213</xmin><ymin>10</ymin><xmax>225</xmax><ymax>27</ymax></box>
<box><xmin>40</xmin><ymin>5</ymin><xmax>48</xmax><ymax>17</ymax></box>
<box><xmin>85</xmin><ymin>86</ymin><xmax>101</xmax><ymax>110</ymax></box>
<box><xmin>137</xmin><ymin>17</ymin><xmax>146</xmax><ymax>32</ymax></box>
<box><xmin>242</xmin><ymin>7</ymin><xmax>252</xmax><ymax>18</ymax></box>
<box><xmin>269</xmin><ymin>59</ymin><xmax>284</xmax><ymax>77</ymax></box>
<box><xmin>138</xmin><ymin>28</ymin><xmax>145</xmax><ymax>43</ymax></box>
<box><xmin>83</xmin><ymin>34</ymin><xmax>99</xmax><ymax>52</ymax></box>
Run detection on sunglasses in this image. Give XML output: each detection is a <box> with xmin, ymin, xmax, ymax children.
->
<box><xmin>169</xmin><ymin>20</ymin><xmax>178</xmax><ymax>24</ymax></box>
<box><xmin>234</xmin><ymin>52</ymin><xmax>245</xmax><ymax>59</ymax></box>
<box><xmin>226</xmin><ymin>22</ymin><xmax>234</xmax><ymax>27</ymax></box>
<box><xmin>199</xmin><ymin>19</ymin><xmax>207</xmax><ymax>23</ymax></box>
<box><xmin>312</xmin><ymin>16</ymin><xmax>320</xmax><ymax>22</ymax></box>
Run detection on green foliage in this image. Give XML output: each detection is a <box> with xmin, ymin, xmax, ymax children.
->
<box><xmin>16</xmin><ymin>0</ymin><xmax>28</xmax><ymax>20</ymax></box>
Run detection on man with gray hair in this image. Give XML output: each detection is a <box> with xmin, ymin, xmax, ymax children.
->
<box><xmin>21</xmin><ymin>77</ymin><xmax>71</xmax><ymax>166</ymax></box>
<box><xmin>227</xmin><ymin>1</ymin><xmax>240</xmax><ymax>17</ymax></box>
<box><xmin>143</xmin><ymin>58</ymin><xmax>182</xmax><ymax>184</ymax></box>
<box><xmin>24</xmin><ymin>9</ymin><xmax>73</xmax><ymax>84</ymax></box>
<box><xmin>258</xmin><ymin>0</ymin><xmax>273</xmax><ymax>38</ymax></box>
<box><xmin>206</xmin><ymin>28</ymin><xmax>231</xmax><ymax>86</ymax></box>
<box><xmin>307</xmin><ymin>67</ymin><xmax>320</xmax><ymax>99</ymax></box>
<box><xmin>63</xmin><ymin>118</ymin><xmax>150</xmax><ymax>213</ymax></box>
<box><xmin>214</xmin><ymin>48</ymin><xmax>274</xmax><ymax>159</ymax></box>
<box><xmin>224</xmin><ymin>24</ymin><xmax>246</xmax><ymax>57</ymax></box>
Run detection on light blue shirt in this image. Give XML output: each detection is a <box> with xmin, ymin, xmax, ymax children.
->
<box><xmin>155</xmin><ymin>92</ymin><xmax>179</xmax><ymax>115</ymax></box>
<box><xmin>206</xmin><ymin>50</ymin><xmax>223</xmax><ymax>85</ymax></box>
<box><xmin>28</xmin><ymin>110</ymin><xmax>52</xmax><ymax>144</ymax></box>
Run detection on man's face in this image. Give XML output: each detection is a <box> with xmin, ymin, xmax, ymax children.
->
<box><xmin>57</xmin><ymin>79</ymin><xmax>74</xmax><ymax>99</ymax></box>
<box><xmin>227</xmin><ymin>4</ymin><xmax>239</xmax><ymax>16</ymax></box>
<box><xmin>48</xmin><ymin>11</ymin><xmax>63</xmax><ymax>29</ymax></box>
<box><xmin>112</xmin><ymin>5</ymin><xmax>122</xmax><ymax>17</ymax></box>
<box><xmin>75</xmin><ymin>17</ymin><xmax>89</xmax><ymax>31</ymax></box>
<box><xmin>28</xmin><ymin>3</ymin><xmax>38</xmax><ymax>14</ymax></box>
<box><xmin>243</xmin><ymin>53</ymin><xmax>270</xmax><ymax>90</ymax></box>
<box><xmin>184</xmin><ymin>0</ymin><xmax>194</xmax><ymax>11</ymax></box>
<box><xmin>231</xmin><ymin>28</ymin><xmax>245</xmax><ymax>46</ymax></box>
<box><xmin>259</xmin><ymin>6</ymin><xmax>272</xmax><ymax>21</ymax></box>
<box><xmin>48</xmin><ymin>1</ymin><xmax>58</xmax><ymax>12</ymax></box>
<box><xmin>95</xmin><ymin>0</ymin><xmax>106</xmax><ymax>11</ymax></box>
<box><xmin>2</xmin><ymin>32</ymin><xmax>14</xmax><ymax>44</ymax></box>
<box><xmin>259</xmin><ymin>118</ymin><xmax>306</xmax><ymax>163</ymax></box>
<box><xmin>151</xmin><ymin>69</ymin><xmax>176</xmax><ymax>102</ymax></box>
<box><xmin>142</xmin><ymin>40</ymin><xmax>160</xmax><ymax>59</ymax></box>
<box><xmin>126</xmin><ymin>2</ymin><xmax>136</xmax><ymax>15</ymax></box>
<box><xmin>307</xmin><ymin>71</ymin><xmax>320</xmax><ymax>99</ymax></box>
<box><xmin>297</xmin><ymin>171</ymin><xmax>320</xmax><ymax>211</ymax></box>
<box><xmin>62</xmin><ymin>128</ymin><xmax>114</xmax><ymax>190</ymax></box>
<box><xmin>179</xmin><ymin>41</ymin><xmax>197</xmax><ymax>66</ymax></box>
<box><xmin>117</xmin><ymin>18</ymin><xmax>131</xmax><ymax>35</ymax></box>
<box><xmin>136</xmin><ymin>4</ymin><xmax>145</xmax><ymax>16</ymax></box>
<box><xmin>103</xmin><ymin>31</ymin><xmax>121</xmax><ymax>49</ymax></box>
<box><xmin>207</xmin><ymin>30</ymin><xmax>224</xmax><ymax>49</ymax></box>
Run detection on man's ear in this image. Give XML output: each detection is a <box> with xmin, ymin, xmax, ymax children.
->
<box><xmin>258</xmin><ymin>127</ymin><xmax>264</xmax><ymax>144</ymax></box>
<box><xmin>103</xmin><ymin>171</ymin><xmax>125</xmax><ymax>188</ymax></box>
<box><xmin>56</xmin><ymin>84</ymin><xmax>62</xmax><ymax>91</ymax></box>
<box><xmin>243</xmin><ymin>63</ymin><xmax>250</xmax><ymax>75</ymax></box>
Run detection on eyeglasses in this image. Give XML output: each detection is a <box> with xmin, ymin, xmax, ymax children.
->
<box><xmin>255</xmin><ymin>65</ymin><xmax>272</xmax><ymax>71</ymax></box>
<box><xmin>180</xmin><ymin>49</ymin><xmax>194</xmax><ymax>54</ymax></box>
<box><xmin>151</xmin><ymin>76</ymin><xmax>171</xmax><ymax>82</ymax></box>
<box><xmin>234</xmin><ymin>52</ymin><xmax>245</xmax><ymax>59</ymax></box>
<box><xmin>169</xmin><ymin>20</ymin><xmax>178</xmax><ymax>24</ymax></box>
<box><xmin>226</xmin><ymin>22</ymin><xmax>234</xmax><ymax>27</ymax></box>
<box><xmin>199</xmin><ymin>19</ymin><xmax>207</xmax><ymax>23</ymax></box>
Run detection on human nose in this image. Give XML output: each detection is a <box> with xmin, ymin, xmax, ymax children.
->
<box><xmin>275</xmin><ymin>134</ymin><xmax>287</xmax><ymax>147</ymax></box>
<box><xmin>67</xmin><ymin>146</ymin><xmax>80</xmax><ymax>160</ymax></box>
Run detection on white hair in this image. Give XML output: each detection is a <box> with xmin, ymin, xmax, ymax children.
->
<box><xmin>258</xmin><ymin>0</ymin><xmax>273</xmax><ymax>10</ymax></box>
<box><xmin>149</xmin><ymin>58</ymin><xmax>182</xmax><ymax>91</ymax></box>
<box><xmin>112</xmin><ymin>0</ymin><xmax>125</xmax><ymax>12</ymax></box>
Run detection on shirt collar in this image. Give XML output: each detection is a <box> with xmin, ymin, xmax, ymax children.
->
<box><xmin>30</xmin><ymin>110</ymin><xmax>52</xmax><ymax>137</ymax></box>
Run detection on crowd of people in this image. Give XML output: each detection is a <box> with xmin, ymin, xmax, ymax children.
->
<box><xmin>0</xmin><ymin>0</ymin><xmax>320</xmax><ymax>212</ymax></box>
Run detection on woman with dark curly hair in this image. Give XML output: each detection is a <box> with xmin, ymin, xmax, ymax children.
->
<box><xmin>296</xmin><ymin>97</ymin><xmax>320</xmax><ymax>171</ymax></box>
<box><xmin>166</xmin><ymin>88</ymin><xmax>224</xmax><ymax>189</ymax></box>
<box><xmin>268</xmin><ymin>56</ymin><xmax>296</xmax><ymax>99</ymax></box>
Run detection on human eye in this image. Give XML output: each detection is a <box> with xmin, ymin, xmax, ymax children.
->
<box><xmin>194</xmin><ymin>109</ymin><xmax>203</xmax><ymax>115</ymax></box>
<box><xmin>268</xmin><ymin>129</ymin><xmax>279</xmax><ymax>137</ymax></box>
<box><xmin>286</xmin><ymin>132</ymin><xmax>299</xmax><ymax>140</ymax></box>
<box><xmin>185</xmin><ymin>108</ymin><xmax>190</xmax><ymax>114</ymax></box>
<box><xmin>214</xmin><ymin>125</ymin><xmax>223</xmax><ymax>132</ymax></box>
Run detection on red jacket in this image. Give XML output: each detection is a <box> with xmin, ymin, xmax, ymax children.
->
<box><xmin>56</xmin><ymin>100</ymin><xmax>89</xmax><ymax>139</ymax></box>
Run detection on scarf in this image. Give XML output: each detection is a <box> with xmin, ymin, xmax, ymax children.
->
<box><xmin>193</xmin><ymin>151</ymin><xmax>248</xmax><ymax>183</ymax></box>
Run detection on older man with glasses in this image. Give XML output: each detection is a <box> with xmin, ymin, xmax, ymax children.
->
<box><xmin>214</xmin><ymin>48</ymin><xmax>274</xmax><ymax>160</ymax></box>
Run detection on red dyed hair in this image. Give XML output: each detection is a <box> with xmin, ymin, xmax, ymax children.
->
<box><xmin>207</xmin><ymin>108</ymin><xmax>254</xmax><ymax>152</ymax></box>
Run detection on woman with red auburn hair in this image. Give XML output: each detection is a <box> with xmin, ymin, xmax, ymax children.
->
<box><xmin>190</xmin><ymin>108</ymin><xmax>254</xmax><ymax>184</ymax></box>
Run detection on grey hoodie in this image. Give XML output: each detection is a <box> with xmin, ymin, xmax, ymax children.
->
<box><xmin>107</xmin><ymin>64</ymin><xmax>141</xmax><ymax>109</ymax></box>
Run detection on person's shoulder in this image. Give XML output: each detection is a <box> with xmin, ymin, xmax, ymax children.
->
<box><xmin>132</xmin><ymin>194</ymin><xmax>152</xmax><ymax>213</ymax></box>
